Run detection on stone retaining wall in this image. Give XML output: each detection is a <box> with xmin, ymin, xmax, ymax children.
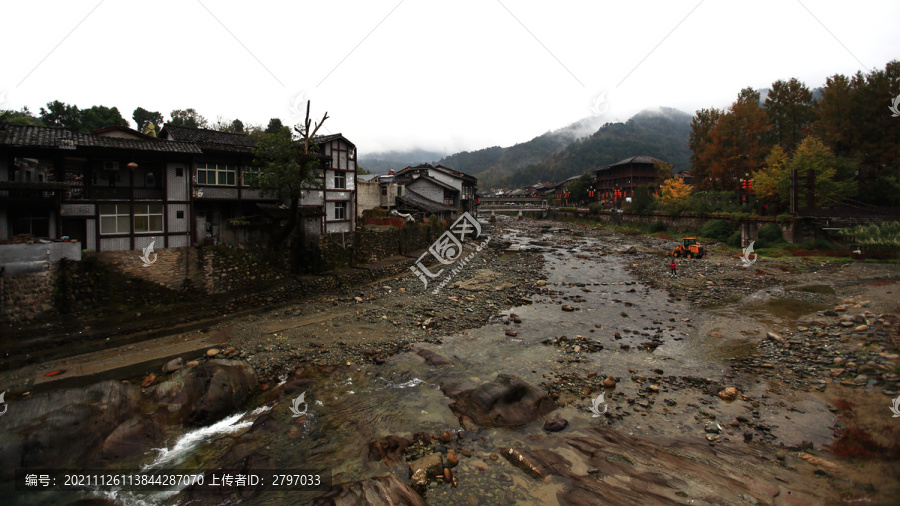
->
<box><xmin>1</xmin><ymin>269</ymin><xmax>55</xmax><ymax>322</ymax></box>
<box><xmin>322</xmin><ymin>222</ymin><xmax>444</xmax><ymax>269</ymax></box>
<box><xmin>93</xmin><ymin>247</ymin><xmax>200</xmax><ymax>291</ymax></box>
<box><xmin>222</xmin><ymin>257</ymin><xmax>418</xmax><ymax>312</ymax></box>
<box><xmin>1</xmin><ymin>225</ymin><xmax>444</xmax><ymax>324</ymax></box>
<box><xmin>552</xmin><ymin>210</ymin><xmax>798</xmax><ymax>243</ymax></box>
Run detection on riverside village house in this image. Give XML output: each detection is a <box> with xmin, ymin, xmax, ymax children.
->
<box><xmin>0</xmin><ymin>122</ymin><xmax>357</xmax><ymax>252</ymax></box>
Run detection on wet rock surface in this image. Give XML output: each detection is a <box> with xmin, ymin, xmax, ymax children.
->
<box><xmin>447</xmin><ymin>374</ymin><xmax>557</xmax><ymax>427</ymax></box>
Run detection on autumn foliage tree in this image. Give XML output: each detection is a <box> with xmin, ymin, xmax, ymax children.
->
<box><xmin>689</xmin><ymin>88</ymin><xmax>770</xmax><ymax>192</ymax></box>
<box><xmin>753</xmin><ymin>137</ymin><xmax>856</xmax><ymax>208</ymax></box>
<box><xmin>656</xmin><ymin>177</ymin><xmax>692</xmax><ymax>212</ymax></box>
<box><xmin>753</xmin><ymin>144</ymin><xmax>789</xmax><ymax>203</ymax></box>
<box><xmin>654</xmin><ymin>160</ymin><xmax>674</xmax><ymax>183</ymax></box>
<box><xmin>692</xmin><ymin>60</ymin><xmax>899</xmax><ymax>206</ymax></box>
<box><xmin>688</xmin><ymin>107</ymin><xmax>722</xmax><ymax>188</ymax></box>
<box><xmin>786</xmin><ymin>136</ymin><xmax>856</xmax><ymax>208</ymax></box>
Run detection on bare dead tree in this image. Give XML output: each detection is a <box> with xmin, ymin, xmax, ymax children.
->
<box><xmin>299</xmin><ymin>100</ymin><xmax>330</xmax><ymax>155</ymax></box>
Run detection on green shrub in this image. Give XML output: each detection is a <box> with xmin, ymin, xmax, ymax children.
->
<box><xmin>776</xmin><ymin>213</ymin><xmax>793</xmax><ymax>222</ymax></box>
<box><xmin>837</xmin><ymin>221</ymin><xmax>900</xmax><ymax>249</ymax></box>
<box><xmin>627</xmin><ymin>185</ymin><xmax>656</xmax><ymax>213</ymax></box>
<box><xmin>588</xmin><ymin>203</ymin><xmax>602</xmax><ymax>215</ymax></box>
<box><xmin>758</xmin><ymin>224</ymin><xmax>784</xmax><ymax>247</ymax></box>
<box><xmin>648</xmin><ymin>221</ymin><xmax>668</xmax><ymax>233</ymax></box>
<box><xmin>795</xmin><ymin>238</ymin><xmax>835</xmax><ymax>251</ymax></box>
<box><xmin>727</xmin><ymin>231</ymin><xmax>742</xmax><ymax>248</ymax></box>
<box><xmin>700</xmin><ymin>219</ymin><xmax>732</xmax><ymax>241</ymax></box>
<box><xmin>688</xmin><ymin>191</ymin><xmax>738</xmax><ymax>214</ymax></box>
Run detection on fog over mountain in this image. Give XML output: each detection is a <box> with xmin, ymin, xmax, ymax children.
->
<box><xmin>361</xmin><ymin>107</ymin><xmax>693</xmax><ymax>189</ymax></box>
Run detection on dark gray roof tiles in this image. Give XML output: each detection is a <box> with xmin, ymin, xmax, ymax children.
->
<box><xmin>160</xmin><ymin>124</ymin><xmax>256</xmax><ymax>153</ymax></box>
<box><xmin>397</xmin><ymin>189</ymin><xmax>458</xmax><ymax>213</ymax></box>
<box><xmin>310</xmin><ymin>133</ymin><xmax>355</xmax><ymax>147</ymax></box>
<box><xmin>0</xmin><ymin>123</ymin><xmax>202</xmax><ymax>154</ymax></box>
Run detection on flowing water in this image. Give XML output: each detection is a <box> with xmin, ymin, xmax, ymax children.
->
<box><xmin>37</xmin><ymin>224</ymin><xmax>835</xmax><ymax>505</ymax></box>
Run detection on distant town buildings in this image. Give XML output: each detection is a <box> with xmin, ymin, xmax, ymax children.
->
<box><xmin>356</xmin><ymin>163</ymin><xmax>478</xmax><ymax>222</ymax></box>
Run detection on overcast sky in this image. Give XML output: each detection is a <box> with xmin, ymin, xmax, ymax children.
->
<box><xmin>2</xmin><ymin>1</ymin><xmax>897</xmax><ymax>156</ymax></box>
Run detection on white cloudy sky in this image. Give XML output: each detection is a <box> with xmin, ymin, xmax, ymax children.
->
<box><xmin>2</xmin><ymin>0</ymin><xmax>897</xmax><ymax>156</ymax></box>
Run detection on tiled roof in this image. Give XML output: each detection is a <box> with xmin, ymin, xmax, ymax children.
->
<box><xmin>0</xmin><ymin>123</ymin><xmax>202</xmax><ymax>154</ymax></box>
<box><xmin>160</xmin><ymin>124</ymin><xmax>256</xmax><ymax>153</ymax></box>
<box><xmin>608</xmin><ymin>156</ymin><xmax>665</xmax><ymax>167</ymax></box>
<box><xmin>397</xmin><ymin>189</ymin><xmax>457</xmax><ymax>213</ymax></box>
<box><xmin>397</xmin><ymin>163</ymin><xmax>477</xmax><ymax>183</ymax></box>
<box><xmin>311</xmin><ymin>133</ymin><xmax>355</xmax><ymax>147</ymax></box>
<box><xmin>92</xmin><ymin>125</ymin><xmax>160</xmax><ymax>141</ymax></box>
<box><xmin>433</xmin><ymin>164</ymin><xmax>476</xmax><ymax>181</ymax></box>
<box><xmin>407</xmin><ymin>174</ymin><xmax>459</xmax><ymax>193</ymax></box>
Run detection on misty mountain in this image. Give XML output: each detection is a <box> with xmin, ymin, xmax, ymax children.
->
<box><xmin>360</xmin><ymin>107</ymin><xmax>693</xmax><ymax>189</ymax></box>
<box><xmin>435</xmin><ymin>115</ymin><xmax>608</xmax><ymax>188</ymax></box>
<box><xmin>358</xmin><ymin>148</ymin><xmax>445</xmax><ymax>174</ymax></box>
<box><xmin>494</xmin><ymin>107</ymin><xmax>694</xmax><ymax>189</ymax></box>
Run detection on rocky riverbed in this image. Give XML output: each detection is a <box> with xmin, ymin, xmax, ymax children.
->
<box><xmin>2</xmin><ymin>216</ymin><xmax>899</xmax><ymax>505</ymax></box>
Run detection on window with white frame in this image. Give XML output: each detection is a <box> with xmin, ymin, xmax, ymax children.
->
<box><xmin>99</xmin><ymin>204</ymin><xmax>130</xmax><ymax>234</ymax></box>
<box><xmin>334</xmin><ymin>201</ymin><xmax>347</xmax><ymax>220</ymax></box>
<box><xmin>334</xmin><ymin>171</ymin><xmax>346</xmax><ymax>189</ymax></box>
<box><xmin>242</xmin><ymin>166</ymin><xmax>261</xmax><ymax>186</ymax></box>
<box><xmin>134</xmin><ymin>204</ymin><xmax>163</xmax><ymax>233</ymax></box>
<box><xmin>196</xmin><ymin>163</ymin><xmax>236</xmax><ymax>186</ymax></box>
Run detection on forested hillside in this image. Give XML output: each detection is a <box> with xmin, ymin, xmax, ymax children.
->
<box><xmin>492</xmin><ymin>108</ymin><xmax>693</xmax><ymax>189</ymax></box>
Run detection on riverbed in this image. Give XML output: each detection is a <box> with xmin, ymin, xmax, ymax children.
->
<box><xmin>4</xmin><ymin>217</ymin><xmax>899</xmax><ymax>505</ymax></box>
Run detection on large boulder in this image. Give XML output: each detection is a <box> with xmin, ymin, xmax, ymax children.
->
<box><xmin>100</xmin><ymin>417</ymin><xmax>160</xmax><ymax>463</ymax></box>
<box><xmin>448</xmin><ymin>374</ymin><xmax>557</xmax><ymax>427</ymax></box>
<box><xmin>0</xmin><ymin>380</ymin><xmax>142</xmax><ymax>477</ymax></box>
<box><xmin>188</xmin><ymin>360</ymin><xmax>258</xmax><ymax>426</ymax></box>
<box><xmin>153</xmin><ymin>359</ymin><xmax>257</xmax><ymax>426</ymax></box>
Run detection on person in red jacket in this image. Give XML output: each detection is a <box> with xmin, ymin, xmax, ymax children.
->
<box><xmin>670</xmin><ymin>259</ymin><xmax>677</xmax><ymax>277</ymax></box>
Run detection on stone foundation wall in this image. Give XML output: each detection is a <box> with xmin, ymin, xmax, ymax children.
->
<box><xmin>199</xmin><ymin>245</ymin><xmax>286</xmax><ymax>295</ymax></box>
<box><xmin>323</xmin><ymin>223</ymin><xmax>444</xmax><ymax>269</ymax></box>
<box><xmin>553</xmin><ymin>210</ymin><xmax>798</xmax><ymax>243</ymax></box>
<box><xmin>1</xmin><ymin>226</ymin><xmax>448</xmax><ymax>324</ymax></box>
<box><xmin>1</xmin><ymin>269</ymin><xmax>55</xmax><ymax>322</ymax></box>
<box><xmin>222</xmin><ymin>256</ymin><xmax>420</xmax><ymax>311</ymax></box>
<box><xmin>93</xmin><ymin>247</ymin><xmax>200</xmax><ymax>291</ymax></box>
